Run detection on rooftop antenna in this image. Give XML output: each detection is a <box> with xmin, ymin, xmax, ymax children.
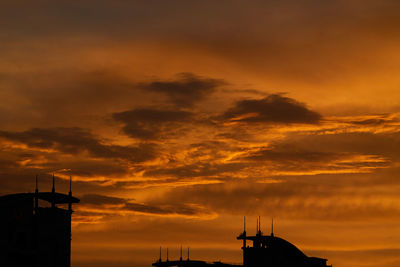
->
<box><xmin>180</xmin><ymin>245</ymin><xmax>183</xmax><ymax>261</ymax></box>
<box><xmin>69</xmin><ymin>176</ymin><xmax>72</xmax><ymax>195</ymax></box>
<box><xmin>187</xmin><ymin>247</ymin><xmax>190</xmax><ymax>261</ymax></box>
<box><xmin>51</xmin><ymin>174</ymin><xmax>55</xmax><ymax>208</ymax></box>
<box><xmin>35</xmin><ymin>174</ymin><xmax>38</xmax><ymax>193</ymax></box>
<box><xmin>167</xmin><ymin>248</ymin><xmax>169</xmax><ymax>261</ymax></box>
<box><xmin>271</xmin><ymin>218</ymin><xmax>274</xmax><ymax>237</ymax></box>
<box><xmin>68</xmin><ymin>176</ymin><xmax>72</xmax><ymax>211</ymax></box>
<box><xmin>259</xmin><ymin>216</ymin><xmax>261</xmax><ymax>234</ymax></box>
<box><xmin>256</xmin><ymin>217</ymin><xmax>258</xmax><ymax>233</ymax></box>
<box><xmin>242</xmin><ymin>216</ymin><xmax>247</xmax><ymax>249</ymax></box>
<box><xmin>35</xmin><ymin>175</ymin><xmax>39</xmax><ymax>213</ymax></box>
<box><xmin>159</xmin><ymin>246</ymin><xmax>162</xmax><ymax>262</ymax></box>
<box><xmin>52</xmin><ymin>174</ymin><xmax>55</xmax><ymax>193</ymax></box>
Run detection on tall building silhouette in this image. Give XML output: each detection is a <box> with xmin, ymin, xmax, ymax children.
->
<box><xmin>0</xmin><ymin>175</ymin><xmax>79</xmax><ymax>267</ymax></box>
<box><xmin>153</xmin><ymin>217</ymin><xmax>331</xmax><ymax>267</ymax></box>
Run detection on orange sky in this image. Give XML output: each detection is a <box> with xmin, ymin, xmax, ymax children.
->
<box><xmin>1</xmin><ymin>1</ymin><xmax>400</xmax><ymax>267</ymax></box>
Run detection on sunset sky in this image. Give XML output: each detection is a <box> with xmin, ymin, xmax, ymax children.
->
<box><xmin>1</xmin><ymin>1</ymin><xmax>400</xmax><ymax>267</ymax></box>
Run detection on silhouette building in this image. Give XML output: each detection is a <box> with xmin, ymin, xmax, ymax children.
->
<box><xmin>152</xmin><ymin>217</ymin><xmax>331</xmax><ymax>267</ymax></box>
<box><xmin>0</xmin><ymin>175</ymin><xmax>79</xmax><ymax>267</ymax></box>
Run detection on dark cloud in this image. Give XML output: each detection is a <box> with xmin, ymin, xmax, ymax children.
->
<box><xmin>221</xmin><ymin>94</ymin><xmax>321</xmax><ymax>124</ymax></box>
<box><xmin>236</xmin><ymin>146</ymin><xmax>359</xmax><ymax>173</ymax></box>
<box><xmin>0</xmin><ymin>127</ymin><xmax>156</xmax><ymax>163</ymax></box>
<box><xmin>51</xmin><ymin>159</ymin><xmax>131</xmax><ymax>178</ymax></box>
<box><xmin>347</xmin><ymin>115</ymin><xmax>399</xmax><ymax>126</ymax></box>
<box><xmin>144</xmin><ymin>162</ymin><xmax>246</xmax><ymax>179</ymax></box>
<box><xmin>112</xmin><ymin>108</ymin><xmax>193</xmax><ymax>140</ymax></box>
<box><xmin>139</xmin><ymin>73</ymin><xmax>225</xmax><ymax>107</ymax></box>
<box><xmin>0</xmin><ymin>70</ymin><xmax>224</xmax><ymax>130</ymax></box>
<box><xmin>124</xmin><ymin>202</ymin><xmax>207</xmax><ymax>216</ymax></box>
<box><xmin>79</xmin><ymin>193</ymin><xmax>210</xmax><ymax>217</ymax></box>
<box><xmin>351</xmin><ymin>118</ymin><xmax>390</xmax><ymax>125</ymax></box>
<box><xmin>80</xmin><ymin>194</ymin><xmax>128</xmax><ymax>205</ymax></box>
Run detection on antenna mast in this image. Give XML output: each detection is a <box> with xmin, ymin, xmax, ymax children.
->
<box><xmin>51</xmin><ymin>174</ymin><xmax>55</xmax><ymax>208</ymax></box>
<box><xmin>35</xmin><ymin>175</ymin><xmax>38</xmax><ymax>193</ymax></box>
<box><xmin>35</xmin><ymin>175</ymin><xmax>39</xmax><ymax>213</ymax></box>
<box><xmin>256</xmin><ymin>217</ymin><xmax>258</xmax><ymax>233</ymax></box>
<box><xmin>68</xmin><ymin>176</ymin><xmax>72</xmax><ymax>211</ymax></box>
<box><xmin>271</xmin><ymin>218</ymin><xmax>274</xmax><ymax>237</ymax></box>
<box><xmin>52</xmin><ymin>174</ymin><xmax>55</xmax><ymax>193</ymax></box>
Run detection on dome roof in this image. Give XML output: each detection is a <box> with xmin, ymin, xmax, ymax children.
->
<box><xmin>262</xmin><ymin>235</ymin><xmax>307</xmax><ymax>259</ymax></box>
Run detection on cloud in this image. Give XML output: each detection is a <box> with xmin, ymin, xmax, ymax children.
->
<box><xmin>231</xmin><ymin>130</ymin><xmax>393</xmax><ymax>175</ymax></box>
<box><xmin>277</xmin><ymin>131</ymin><xmax>400</xmax><ymax>161</ymax></box>
<box><xmin>138</xmin><ymin>73</ymin><xmax>225</xmax><ymax>107</ymax></box>
<box><xmin>221</xmin><ymin>94</ymin><xmax>321</xmax><ymax>124</ymax></box>
<box><xmin>240</xmin><ymin>148</ymin><xmax>342</xmax><ymax>163</ymax></box>
<box><xmin>51</xmin><ymin>159</ymin><xmax>131</xmax><ymax>178</ymax></box>
<box><xmin>0</xmin><ymin>158</ymin><xmax>20</xmax><ymax>169</ymax></box>
<box><xmin>80</xmin><ymin>194</ymin><xmax>128</xmax><ymax>205</ymax></box>
<box><xmin>144</xmin><ymin>162</ymin><xmax>246</xmax><ymax>179</ymax></box>
<box><xmin>151</xmin><ymin>170</ymin><xmax>400</xmax><ymax>221</ymax></box>
<box><xmin>0</xmin><ymin>127</ymin><xmax>156</xmax><ymax>163</ymax></box>
<box><xmin>78</xmin><ymin>193</ymin><xmax>212</xmax><ymax>218</ymax></box>
<box><xmin>112</xmin><ymin>108</ymin><xmax>193</xmax><ymax>140</ymax></box>
<box><xmin>123</xmin><ymin>202</ymin><xmax>210</xmax><ymax>216</ymax></box>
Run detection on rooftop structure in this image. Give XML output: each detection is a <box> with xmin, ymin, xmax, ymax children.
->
<box><xmin>153</xmin><ymin>217</ymin><xmax>331</xmax><ymax>267</ymax></box>
<box><xmin>237</xmin><ymin>217</ymin><xmax>331</xmax><ymax>267</ymax></box>
<box><xmin>0</xmin><ymin>175</ymin><xmax>79</xmax><ymax>267</ymax></box>
<box><xmin>152</xmin><ymin>246</ymin><xmax>242</xmax><ymax>267</ymax></box>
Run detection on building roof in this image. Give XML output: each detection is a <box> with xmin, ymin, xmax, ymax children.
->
<box><xmin>0</xmin><ymin>192</ymin><xmax>80</xmax><ymax>204</ymax></box>
<box><xmin>238</xmin><ymin>233</ymin><xmax>328</xmax><ymax>263</ymax></box>
<box><xmin>249</xmin><ymin>235</ymin><xmax>307</xmax><ymax>259</ymax></box>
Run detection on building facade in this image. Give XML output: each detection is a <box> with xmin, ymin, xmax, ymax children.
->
<box><xmin>0</xmin><ymin>176</ymin><xmax>79</xmax><ymax>267</ymax></box>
